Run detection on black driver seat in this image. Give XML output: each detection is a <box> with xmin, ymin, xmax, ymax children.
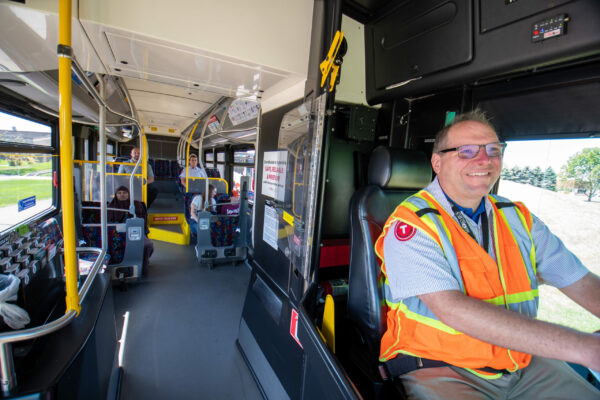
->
<box><xmin>347</xmin><ymin>146</ymin><xmax>432</xmax><ymax>386</ymax></box>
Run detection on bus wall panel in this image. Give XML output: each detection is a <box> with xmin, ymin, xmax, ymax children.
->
<box><xmin>240</xmin><ymin>269</ymin><xmax>304</xmax><ymax>399</ymax></box>
<box><xmin>366</xmin><ymin>0</ymin><xmax>600</xmax><ymax>104</ymax></box>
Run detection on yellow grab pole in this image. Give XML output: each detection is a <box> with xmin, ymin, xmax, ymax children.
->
<box><xmin>141</xmin><ymin>131</ymin><xmax>148</xmax><ymax>203</ymax></box>
<box><xmin>58</xmin><ymin>0</ymin><xmax>81</xmax><ymax>315</ymax></box>
<box><xmin>185</xmin><ymin>120</ymin><xmax>200</xmax><ymax>192</ymax></box>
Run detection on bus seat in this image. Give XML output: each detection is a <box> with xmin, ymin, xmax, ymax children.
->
<box><xmin>194</xmin><ymin>176</ymin><xmax>250</xmax><ymax>268</ymax></box>
<box><xmin>220</xmin><ymin>203</ymin><xmax>239</xmax><ymax>216</ymax></box>
<box><xmin>80</xmin><ymin>226</ymin><xmax>125</xmax><ymax>264</ymax></box>
<box><xmin>38</xmin><ymin>218</ymin><xmax>63</xmax><ymax>249</ymax></box>
<box><xmin>81</xmin><ymin>201</ymin><xmax>101</xmax><ymax>223</ymax></box>
<box><xmin>210</xmin><ymin>216</ymin><xmax>240</xmax><ymax>247</ymax></box>
<box><xmin>170</xmin><ymin>160</ymin><xmax>182</xmax><ymax>178</ymax></box>
<box><xmin>348</xmin><ymin>146</ymin><xmax>431</xmax><ymax>365</ymax></box>
<box><xmin>154</xmin><ymin>159</ymin><xmax>171</xmax><ymax>178</ymax></box>
<box><xmin>205</xmin><ymin>168</ymin><xmax>220</xmax><ymax>178</ymax></box>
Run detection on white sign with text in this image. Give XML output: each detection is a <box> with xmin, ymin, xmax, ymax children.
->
<box><xmin>261</xmin><ymin>150</ymin><xmax>288</xmax><ymax>202</ymax></box>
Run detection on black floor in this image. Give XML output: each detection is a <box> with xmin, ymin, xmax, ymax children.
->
<box><xmin>113</xmin><ymin>240</ymin><xmax>262</xmax><ymax>399</ymax></box>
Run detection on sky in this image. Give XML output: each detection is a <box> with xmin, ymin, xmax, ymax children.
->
<box><xmin>502</xmin><ymin>138</ymin><xmax>600</xmax><ymax>172</ymax></box>
<box><xmin>0</xmin><ymin>111</ymin><xmax>50</xmax><ymax>132</ymax></box>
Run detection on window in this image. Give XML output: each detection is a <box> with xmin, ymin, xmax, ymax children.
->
<box><xmin>217</xmin><ymin>164</ymin><xmax>225</xmax><ymax>179</ymax></box>
<box><xmin>233</xmin><ymin>150</ymin><xmax>256</xmax><ymax>194</ymax></box>
<box><xmin>234</xmin><ymin>149</ymin><xmax>255</xmax><ymax>164</ymax></box>
<box><xmin>0</xmin><ymin>111</ymin><xmax>51</xmax><ymax>146</ymax></box>
<box><xmin>0</xmin><ymin>111</ymin><xmax>54</xmax><ymax>233</ymax></box>
<box><xmin>499</xmin><ymin>138</ymin><xmax>600</xmax><ymax>333</ymax></box>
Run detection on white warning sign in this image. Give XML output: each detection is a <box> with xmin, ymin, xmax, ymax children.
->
<box><xmin>261</xmin><ymin>151</ymin><xmax>288</xmax><ymax>202</ymax></box>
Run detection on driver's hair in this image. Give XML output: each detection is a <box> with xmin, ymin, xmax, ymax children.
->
<box><xmin>432</xmin><ymin>109</ymin><xmax>497</xmax><ymax>153</ymax></box>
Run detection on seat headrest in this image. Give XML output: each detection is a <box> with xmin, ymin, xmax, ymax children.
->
<box><xmin>368</xmin><ymin>146</ymin><xmax>432</xmax><ymax>189</ymax></box>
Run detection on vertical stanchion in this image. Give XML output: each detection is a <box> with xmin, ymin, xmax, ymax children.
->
<box><xmin>58</xmin><ymin>0</ymin><xmax>81</xmax><ymax>315</ymax></box>
<box><xmin>0</xmin><ymin>343</ymin><xmax>15</xmax><ymax>395</ymax></box>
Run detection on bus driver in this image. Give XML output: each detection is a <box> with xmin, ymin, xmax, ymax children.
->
<box><xmin>376</xmin><ymin>111</ymin><xmax>600</xmax><ymax>399</ymax></box>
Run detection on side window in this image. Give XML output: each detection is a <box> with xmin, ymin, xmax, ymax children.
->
<box><xmin>499</xmin><ymin>138</ymin><xmax>600</xmax><ymax>333</ymax></box>
<box><xmin>216</xmin><ymin>152</ymin><xmax>225</xmax><ymax>179</ymax></box>
<box><xmin>0</xmin><ymin>111</ymin><xmax>54</xmax><ymax>233</ymax></box>
<box><xmin>205</xmin><ymin>151</ymin><xmax>214</xmax><ymax>168</ymax></box>
<box><xmin>233</xmin><ymin>149</ymin><xmax>255</xmax><ymax>195</ymax></box>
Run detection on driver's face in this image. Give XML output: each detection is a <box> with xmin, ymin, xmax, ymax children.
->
<box><xmin>190</xmin><ymin>157</ymin><xmax>198</xmax><ymax>167</ymax></box>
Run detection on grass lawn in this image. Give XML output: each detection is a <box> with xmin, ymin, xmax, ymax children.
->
<box><xmin>499</xmin><ymin>181</ymin><xmax>600</xmax><ymax>333</ymax></box>
<box><xmin>0</xmin><ymin>161</ymin><xmax>52</xmax><ymax>176</ymax></box>
<box><xmin>0</xmin><ymin>179</ymin><xmax>52</xmax><ymax>208</ymax></box>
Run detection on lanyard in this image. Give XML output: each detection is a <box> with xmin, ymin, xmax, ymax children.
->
<box><xmin>451</xmin><ymin>204</ymin><xmax>490</xmax><ymax>251</ymax></box>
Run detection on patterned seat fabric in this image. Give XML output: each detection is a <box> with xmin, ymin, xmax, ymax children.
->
<box><xmin>81</xmin><ymin>201</ymin><xmax>101</xmax><ymax>223</ymax></box>
<box><xmin>210</xmin><ymin>216</ymin><xmax>240</xmax><ymax>247</ymax></box>
<box><xmin>81</xmin><ymin>226</ymin><xmax>125</xmax><ymax>265</ymax></box>
<box><xmin>153</xmin><ymin>159</ymin><xmax>171</xmax><ymax>178</ymax></box>
<box><xmin>38</xmin><ymin>218</ymin><xmax>63</xmax><ymax>247</ymax></box>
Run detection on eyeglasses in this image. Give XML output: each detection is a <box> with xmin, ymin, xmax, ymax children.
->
<box><xmin>438</xmin><ymin>142</ymin><xmax>507</xmax><ymax>159</ymax></box>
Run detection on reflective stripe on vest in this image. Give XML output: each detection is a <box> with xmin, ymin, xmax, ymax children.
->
<box><xmin>375</xmin><ymin>190</ymin><xmax>538</xmax><ymax>378</ymax></box>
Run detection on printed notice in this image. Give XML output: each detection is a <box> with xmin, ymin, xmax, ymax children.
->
<box><xmin>261</xmin><ymin>151</ymin><xmax>288</xmax><ymax>202</ymax></box>
<box><xmin>263</xmin><ymin>205</ymin><xmax>279</xmax><ymax>250</ymax></box>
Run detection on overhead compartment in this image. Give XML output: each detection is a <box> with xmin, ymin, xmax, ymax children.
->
<box><xmin>365</xmin><ymin>0</ymin><xmax>600</xmax><ymax>104</ymax></box>
<box><xmin>367</xmin><ymin>0</ymin><xmax>472</xmax><ymax>91</ymax></box>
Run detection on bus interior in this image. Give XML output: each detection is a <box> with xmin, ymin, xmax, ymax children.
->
<box><xmin>0</xmin><ymin>0</ymin><xmax>599</xmax><ymax>398</ymax></box>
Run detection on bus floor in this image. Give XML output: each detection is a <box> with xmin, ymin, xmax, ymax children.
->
<box><xmin>112</xmin><ymin>240</ymin><xmax>262</xmax><ymax>399</ymax></box>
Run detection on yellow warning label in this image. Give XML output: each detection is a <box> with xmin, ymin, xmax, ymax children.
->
<box><xmin>283</xmin><ymin>211</ymin><xmax>294</xmax><ymax>226</ymax></box>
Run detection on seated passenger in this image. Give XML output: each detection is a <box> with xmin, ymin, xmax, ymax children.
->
<box><xmin>189</xmin><ymin>184</ymin><xmax>217</xmax><ymax>236</ymax></box>
<box><xmin>376</xmin><ymin>110</ymin><xmax>600</xmax><ymax>399</ymax></box>
<box><xmin>179</xmin><ymin>154</ymin><xmax>207</xmax><ymax>185</ymax></box>
<box><xmin>108</xmin><ymin>186</ymin><xmax>154</xmax><ymax>275</ymax></box>
<box><xmin>118</xmin><ymin>147</ymin><xmax>158</xmax><ymax>208</ymax></box>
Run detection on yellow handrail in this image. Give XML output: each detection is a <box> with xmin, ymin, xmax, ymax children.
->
<box><xmin>58</xmin><ymin>0</ymin><xmax>81</xmax><ymax>315</ymax></box>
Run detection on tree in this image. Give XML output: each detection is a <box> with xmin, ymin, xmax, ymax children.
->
<box><xmin>521</xmin><ymin>166</ymin><xmax>532</xmax><ymax>184</ymax></box>
<box><xmin>563</xmin><ymin>147</ymin><xmax>600</xmax><ymax>201</ymax></box>
<box><xmin>532</xmin><ymin>166</ymin><xmax>543</xmax><ymax>187</ymax></box>
<box><xmin>542</xmin><ymin>167</ymin><xmax>557</xmax><ymax>191</ymax></box>
<box><xmin>509</xmin><ymin>166</ymin><xmax>521</xmax><ymax>182</ymax></box>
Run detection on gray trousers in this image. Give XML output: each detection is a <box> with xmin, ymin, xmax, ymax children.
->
<box><xmin>401</xmin><ymin>356</ymin><xmax>599</xmax><ymax>399</ymax></box>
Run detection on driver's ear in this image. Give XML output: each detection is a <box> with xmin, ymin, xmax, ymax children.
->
<box><xmin>431</xmin><ymin>152</ymin><xmax>441</xmax><ymax>175</ymax></box>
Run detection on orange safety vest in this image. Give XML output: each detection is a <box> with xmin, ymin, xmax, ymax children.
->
<box><xmin>376</xmin><ymin>190</ymin><xmax>537</xmax><ymax>379</ymax></box>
